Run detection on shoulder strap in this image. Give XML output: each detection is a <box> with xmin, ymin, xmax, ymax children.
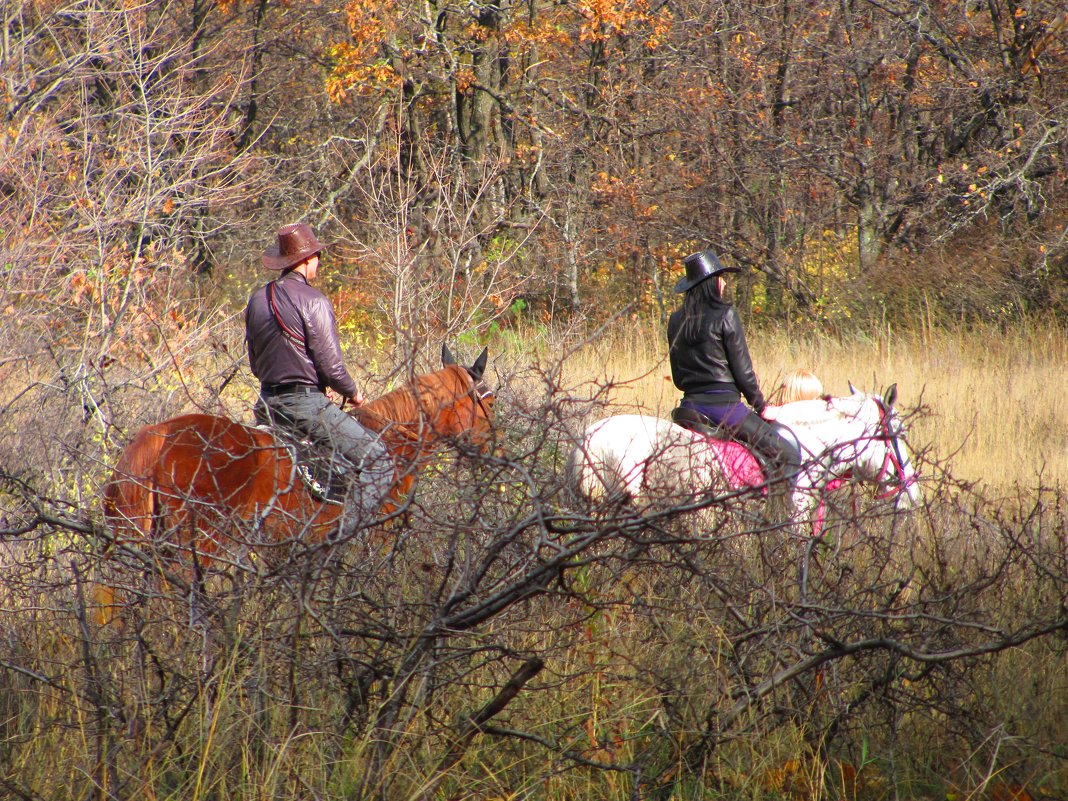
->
<box><xmin>267</xmin><ymin>280</ymin><xmax>307</xmax><ymax>348</ymax></box>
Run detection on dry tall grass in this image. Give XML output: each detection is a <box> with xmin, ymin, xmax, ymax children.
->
<box><xmin>547</xmin><ymin>319</ymin><xmax>1068</xmax><ymax>493</ymax></box>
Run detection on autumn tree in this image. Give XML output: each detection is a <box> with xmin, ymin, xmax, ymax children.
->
<box><xmin>0</xmin><ymin>0</ymin><xmax>288</xmax><ymax>507</ymax></box>
<box><xmin>319</xmin><ymin>0</ymin><xmax>1066</xmax><ymax>323</ymax></box>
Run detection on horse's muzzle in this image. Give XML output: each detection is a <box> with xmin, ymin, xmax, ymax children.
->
<box><xmin>893</xmin><ymin>478</ymin><xmax>923</xmax><ymax>510</ymax></box>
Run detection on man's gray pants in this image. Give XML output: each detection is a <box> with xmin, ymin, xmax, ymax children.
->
<box><xmin>255</xmin><ymin>391</ymin><xmax>394</xmax><ymax>525</ymax></box>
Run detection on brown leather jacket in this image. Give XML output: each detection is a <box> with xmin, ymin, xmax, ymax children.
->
<box><xmin>244</xmin><ymin>273</ymin><xmax>359</xmax><ymax>398</ymax></box>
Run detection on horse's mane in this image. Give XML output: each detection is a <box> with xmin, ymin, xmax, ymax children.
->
<box><xmin>353</xmin><ymin>364</ymin><xmax>473</xmax><ymax>435</ymax></box>
<box><xmin>772</xmin><ymin>394</ymin><xmax>871</xmax><ymax>428</ymax></box>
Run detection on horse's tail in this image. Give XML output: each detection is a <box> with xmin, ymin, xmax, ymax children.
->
<box><xmin>102</xmin><ymin>422</ymin><xmax>165</xmax><ymax>542</ymax></box>
<box><xmin>97</xmin><ymin>422</ymin><xmax>169</xmax><ymax>627</ymax></box>
<box><xmin>566</xmin><ymin>443</ymin><xmax>598</xmax><ymax>501</ymax></box>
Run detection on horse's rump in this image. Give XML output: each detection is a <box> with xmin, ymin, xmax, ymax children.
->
<box><xmin>103</xmin><ymin>413</ymin><xmax>335</xmax><ymax>560</ymax></box>
<box><xmin>570</xmin><ymin>415</ymin><xmax>768</xmax><ymax>505</ymax></box>
<box><xmin>567</xmin><ymin>415</ymin><xmax>675</xmax><ymax>501</ymax></box>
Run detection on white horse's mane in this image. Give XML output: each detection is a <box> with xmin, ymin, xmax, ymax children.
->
<box><xmin>769</xmin><ymin>394</ymin><xmax>870</xmax><ymax>429</ymax></box>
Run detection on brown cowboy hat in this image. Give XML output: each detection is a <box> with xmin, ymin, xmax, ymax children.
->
<box><xmin>262</xmin><ymin>222</ymin><xmax>325</xmax><ymax>271</ymax></box>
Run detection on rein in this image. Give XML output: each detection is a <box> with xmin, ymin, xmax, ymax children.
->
<box><xmin>806</xmin><ymin>396</ymin><xmax>913</xmax><ymax>513</ymax></box>
<box><xmin>870</xmin><ymin>398</ymin><xmax>914</xmax><ymax>500</ymax></box>
<box><xmin>468</xmin><ymin>374</ymin><xmax>495</xmax><ymax>428</ymax></box>
<box><xmin>805</xmin><ymin>397</ymin><xmax>911</xmax><ymax>539</ymax></box>
<box><xmin>356</xmin><ymin>366</ymin><xmax>494</xmax><ymax>448</ymax></box>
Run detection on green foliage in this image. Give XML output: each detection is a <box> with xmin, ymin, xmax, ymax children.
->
<box><xmin>483</xmin><ymin>298</ymin><xmax>534</xmax><ymax>349</ymax></box>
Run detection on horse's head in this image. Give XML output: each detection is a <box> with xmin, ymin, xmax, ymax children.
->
<box><xmin>357</xmin><ymin>346</ymin><xmax>496</xmax><ymax>456</ymax></box>
<box><xmin>848</xmin><ymin>382</ymin><xmax>922</xmax><ymax>509</ymax></box>
<box><xmin>439</xmin><ymin>344</ymin><xmax>496</xmax><ymax>452</ymax></box>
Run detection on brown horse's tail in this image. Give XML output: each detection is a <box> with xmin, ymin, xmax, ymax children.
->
<box><xmin>97</xmin><ymin>423</ymin><xmax>168</xmax><ymax>627</ymax></box>
<box><xmin>102</xmin><ymin>423</ymin><xmax>164</xmax><ymax>543</ymax></box>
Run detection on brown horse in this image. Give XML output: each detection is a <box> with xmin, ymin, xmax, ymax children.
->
<box><xmin>101</xmin><ymin>347</ymin><xmax>493</xmax><ymax>565</ymax></box>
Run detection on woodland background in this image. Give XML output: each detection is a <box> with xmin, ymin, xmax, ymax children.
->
<box><xmin>1</xmin><ymin>1</ymin><xmax>1067</xmax><ymax>800</ymax></box>
<box><xmin>3</xmin><ymin>0</ymin><xmax>1067</xmax><ymax>343</ymax></box>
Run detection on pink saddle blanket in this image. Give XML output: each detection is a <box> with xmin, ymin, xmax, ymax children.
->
<box><xmin>696</xmin><ymin>434</ymin><xmax>847</xmax><ymax>492</ymax></box>
<box><xmin>694</xmin><ymin>434</ymin><xmax>847</xmax><ymax>537</ymax></box>
<box><xmin>699</xmin><ymin>436</ymin><xmax>767</xmax><ymax>490</ymax></box>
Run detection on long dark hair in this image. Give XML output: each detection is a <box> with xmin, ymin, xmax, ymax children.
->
<box><xmin>678</xmin><ymin>275</ymin><xmax>726</xmax><ymax>340</ymax></box>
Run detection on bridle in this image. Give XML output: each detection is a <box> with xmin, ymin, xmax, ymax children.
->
<box><xmin>464</xmin><ymin>369</ymin><xmax>496</xmax><ymax>433</ymax></box>
<box><xmin>805</xmin><ymin>396</ymin><xmax>915</xmax><ymax>539</ymax></box>
<box><xmin>812</xmin><ymin>395</ymin><xmax>914</xmax><ymax>499</ymax></box>
<box><xmin>870</xmin><ymin>397</ymin><xmax>915</xmax><ymax>501</ymax></box>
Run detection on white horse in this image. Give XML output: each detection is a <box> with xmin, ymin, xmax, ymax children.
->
<box><xmin>568</xmin><ymin>385</ymin><xmax>922</xmax><ymax>526</ymax></box>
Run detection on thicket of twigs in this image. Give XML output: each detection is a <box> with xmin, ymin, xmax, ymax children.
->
<box><xmin>1</xmin><ymin>321</ymin><xmax>1066</xmax><ymax>801</ymax></box>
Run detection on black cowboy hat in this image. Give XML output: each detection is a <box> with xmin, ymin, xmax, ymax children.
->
<box><xmin>262</xmin><ymin>222</ymin><xmax>325</xmax><ymax>271</ymax></box>
<box><xmin>673</xmin><ymin>248</ymin><xmax>740</xmax><ymax>293</ymax></box>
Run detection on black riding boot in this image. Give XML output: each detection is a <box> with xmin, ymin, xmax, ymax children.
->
<box><xmin>729</xmin><ymin>412</ymin><xmax>803</xmax><ymax>519</ymax></box>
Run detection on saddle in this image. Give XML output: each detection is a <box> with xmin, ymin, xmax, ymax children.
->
<box><xmin>256</xmin><ymin>425</ymin><xmax>349</xmax><ymax>505</ymax></box>
<box><xmin>670</xmin><ymin>406</ymin><xmax>778</xmax><ymax>479</ymax></box>
<box><xmin>671</xmin><ymin>406</ymin><xmax>724</xmax><ymax>439</ymax></box>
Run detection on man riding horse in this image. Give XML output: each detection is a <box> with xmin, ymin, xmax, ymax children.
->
<box><xmin>244</xmin><ymin>222</ymin><xmax>394</xmax><ymax>519</ymax></box>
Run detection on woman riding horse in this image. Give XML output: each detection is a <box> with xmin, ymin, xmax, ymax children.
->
<box><xmin>667</xmin><ymin>248</ymin><xmax>802</xmax><ymax>507</ymax></box>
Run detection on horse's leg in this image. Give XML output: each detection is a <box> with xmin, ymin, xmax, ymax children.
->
<box><xmin>792</xmin><ymin>477</ymin><xmax>846</xmax><ymax>608</ymax></box>
<box><xmin>756</xmin><ymin>469</ymin><xmax>797</xmax><ymax>526</ymax></box>
<box><xmin>797</xmin><ymin>533</ymin><xmax>820</xmax><ymax>604</ymax></box>
<box><xmin>91</xmin><ymin>582</ymin><xmax>121</xmax><ymax>628</ymax></box>
<box><xmin>180</xmin><ymin>538</ymin><xmax>225</xmax><ymax>728</ymax></box>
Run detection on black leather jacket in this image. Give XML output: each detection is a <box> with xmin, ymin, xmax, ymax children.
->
<box><xmin>667</xmin><ymin>298</ymin><xmax>766</xmax><ymax>414</ymax></box>
<box><xmin>245</xmin><ymin>273</ymin><xmax>359</xmax><ymax>398</ymax></box>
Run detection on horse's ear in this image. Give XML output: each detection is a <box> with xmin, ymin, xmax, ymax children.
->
<box><xmin>883</xmin><ymin>383</ymin><xmax>898</xmax><ymax>408</ymax></box>
<box><xmin>442</xmin><ymin>343</ymin><xmax>456</xmax><ymax>366</ymax></box>
<box><xmin>471</xmin><ymin>347</ymin><xmax>488</xmax><ymax>381</ymax></box>
<box><xmin>848</xmin><ymin>380</ymin><xmax>859</xmax><ymax>396</ymax></box>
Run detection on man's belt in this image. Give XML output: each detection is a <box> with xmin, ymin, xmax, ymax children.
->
<box><xmin>261</xmin><ymin>383</ymin><xmax>321</xmax><ymax>397</ymax></box>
